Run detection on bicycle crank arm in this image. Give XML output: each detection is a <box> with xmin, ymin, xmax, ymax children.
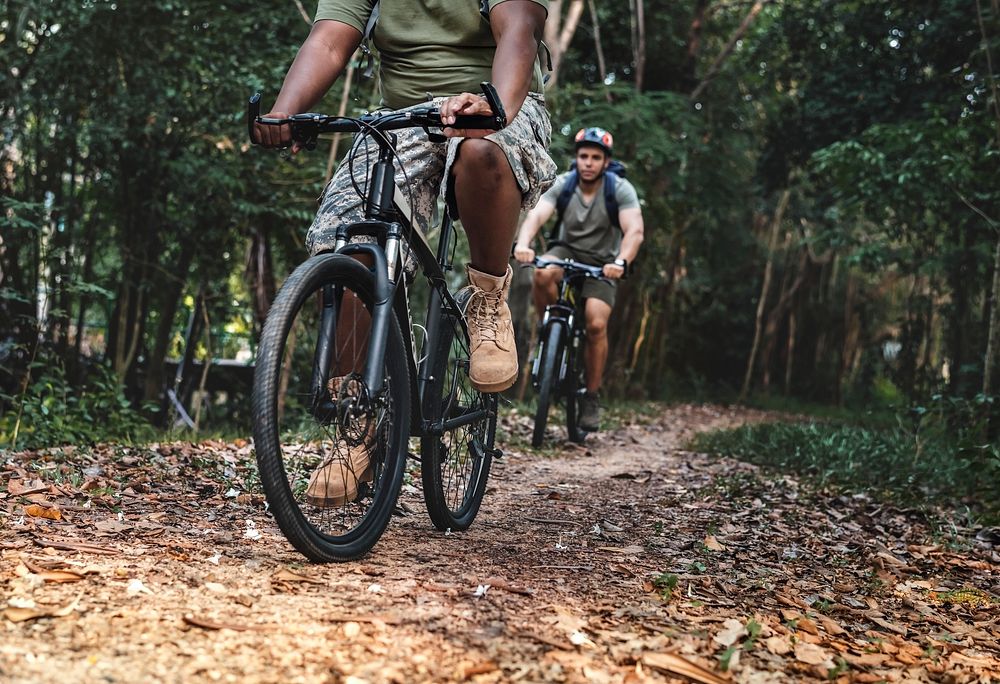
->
<box><xmin>423</xmin><ymin>407</ymin><xmax>492</xmax><ymax>435</ymax></box>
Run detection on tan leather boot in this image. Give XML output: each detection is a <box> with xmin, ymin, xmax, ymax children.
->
<box><xmin>306</xmin><ymin>375</ymin><xmax>374</xmax><ymax>507</ymax></box>
<box><xmin>305</xmin><ymin>440</ymin><xmax>374</xmax><ymax>507</ymax></box>
<box><xmin>465</xmin><ymin>265</ymin><xmax>518</xmax><ymax>393</ymax></box>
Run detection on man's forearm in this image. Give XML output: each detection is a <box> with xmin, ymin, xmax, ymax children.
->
<box><xmin>517</xmin><ymin>215</ymin><xmax>543</xmax><ymax>247</ymax></box>
<box><xmin>617</xmin><ymin>222</ymin><xmax>644</xmax><ymax>262</ymax></box>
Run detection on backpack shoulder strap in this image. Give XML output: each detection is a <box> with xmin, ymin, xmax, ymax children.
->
<box><xmin>603</xmin><ymin>172</ymin><xmax>620</xmax><ymax>229</ymax></box>
<box><xmin>548</xmin><ymin>170</ymin><xmax>579</xmax><ymax>242</ymax></box>
<box><xmin>360</xmin><ymin>1</ymin><xmax>380</xmax><ymax>78</ymax></box>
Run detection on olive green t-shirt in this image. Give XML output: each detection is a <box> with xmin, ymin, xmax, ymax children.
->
<box><xmin>315</xmin><ymin>0</ymin><xmax>548</xmax><ymax>109</ymax></box>
<box><xmin>542</xmin><ymin>171</ymin><xmax>640</xmax><ymax>265</ymax></box>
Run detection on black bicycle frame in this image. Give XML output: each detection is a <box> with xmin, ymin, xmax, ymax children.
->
<box><xmin>314</xmin><ymin>131</ymin><xmax>490</xmax><ymax>437</ymax></box>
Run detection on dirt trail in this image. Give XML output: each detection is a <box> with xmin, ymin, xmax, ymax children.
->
<box><xmin>2</xmin><ymin>404</ymin><xmax>998</xmax><ymax>683</ymax></box>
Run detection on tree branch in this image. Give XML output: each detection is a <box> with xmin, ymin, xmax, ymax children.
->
<box><xmin>690</xmin><ymin>0</ymin><xmax>766</xmax><ymax>101</ymax></box>
<box><xmin>292</xmin><ymin>0</ymin><xmax>311</xmax><ymax>25</ymax></box>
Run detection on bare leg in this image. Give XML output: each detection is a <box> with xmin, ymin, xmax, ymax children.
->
<box><xmin>583</xmin><ymin>298</ymin><xmax>612</xmax><ymax>394</ymax></box>
<box><xmin>531</xmin><ymin>267</ymin><xmax>563</xmax><ymax>320</ymax></box>
<box><xmin>451</xmin><ymin>139</ymin><xmax>522</xmax><ymax>276</ymax></box>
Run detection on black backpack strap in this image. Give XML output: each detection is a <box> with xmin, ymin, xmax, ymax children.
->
<box><xmin>548</xmin><ymin>170</ymin><xmax>579</xmax><ymax>243</ymax></box>
<box><xmin>360</xmin><ymin>1</ymin><xmax>380</xmax><ymax>79</ymax></box>
<box><xmin>604</xmin><ymin>171</ymin><xmax>620</xmax><ymax>229</ymax></box>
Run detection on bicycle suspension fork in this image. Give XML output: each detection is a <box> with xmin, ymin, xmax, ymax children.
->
<box><xmin>329</xmin><ymin>134</ymin><xmax>405</xmax><ymax>400</ymax></box>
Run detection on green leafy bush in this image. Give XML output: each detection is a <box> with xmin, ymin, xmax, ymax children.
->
<box><xmin>1</xmin><ymin>355</ymin><xmax>154</xmax><ymax>450</ymax></box>
<box><xmin>692</xmin><ymin>398</ymin><xmax>1000</xmax><ymax>517</ymax></box>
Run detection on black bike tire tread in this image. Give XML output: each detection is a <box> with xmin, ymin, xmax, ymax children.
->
<box><xmin>253</xmin><ymin>254</ymin><xmax>409</xmax><ymax>562</ymax></box>
<box><xmin>532</xmin><ymin>323</ymin><xmax>564</xmax><ymax>448</ymax></box>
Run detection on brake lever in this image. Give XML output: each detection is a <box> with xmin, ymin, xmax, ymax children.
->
<box><xmin>480</xmin><ymin>82</ymin><xmax>507</xmax><ymax>129</ymax></box>
<box><xmin>247</xmin><ymin>93</ymin><xmax>261</xmax><ymax>144</ymax></box>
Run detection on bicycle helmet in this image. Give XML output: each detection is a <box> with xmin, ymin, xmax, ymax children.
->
<box><xmin>573</xmin><ymin>127</ymin><xmax>614</xmax><ymax>155</ymax></box>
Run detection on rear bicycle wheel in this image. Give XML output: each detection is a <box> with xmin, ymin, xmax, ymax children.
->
<box><xmin>253</xmin><ymin>254</ymin><xmax>410</xmax><ymax>562</ymax></box>
<box><xmin>531</xmin><ymin>322</ymin><xmax>565</xmax><ymax>447</ymax></box>
<box><xmin>421</xmin><ymin>290</ymin><xmax>497</xmax><ymax>531</ymax></box>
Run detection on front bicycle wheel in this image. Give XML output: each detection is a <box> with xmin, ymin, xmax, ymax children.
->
<box><xmin>531</xmin><ymin>322</ymin><xmax>565</xmax><ymax>447</ymax></box>
<box><xmin>421</xmin><ymin>290</ymin><xmax>497</xmax><ymax>531</ymax></box>
<box><xmin>564</xmin><ymin>333</ymin><xmax>588</xmax><ymax>444</ymax></box>
<box><xmin>253</xmin><ymin>254</ymin><xmax>410</xmax><ymax>562</ymax></box>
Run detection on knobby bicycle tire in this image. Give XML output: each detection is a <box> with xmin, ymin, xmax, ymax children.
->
<box><xmin>564</xmin><ymin>335</ymin><xmax>587</xmax><ymax>444</ymax></box>
<box><xmin>532</xmin><ymin>322</ymin><xmax>565</xmax><ymax>447</ymax></box>
<box><xmin>253</xmin><ymin>254</ymin><xmax>410</xmax><ymax>562</ymax></box>
<box><xmin>421</xmin><ymin>290</ymin><xmax>497</xmax><ymax>531</ymax></box>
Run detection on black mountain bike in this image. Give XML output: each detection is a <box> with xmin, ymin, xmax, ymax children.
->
<box><xmin>248</xmin><ymin>84</ymin><xmax>505</xmax><ymax>562</ymax></box>
<box><xmin>527</xmin><ymin>256</ymin><xmax>609</xmax><ymax>447</ymax></box>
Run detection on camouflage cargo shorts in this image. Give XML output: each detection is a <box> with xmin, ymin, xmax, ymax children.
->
<box><xmin>306</xmin><ymin>93</ymin><xmax>557</xmax><ymax>257</ymax></box>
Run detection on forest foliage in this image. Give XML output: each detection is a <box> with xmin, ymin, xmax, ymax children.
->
<box><xmin>2</xmin><ymin>0</ymin><xmax>999</xmax><ymax>460</ymax></box>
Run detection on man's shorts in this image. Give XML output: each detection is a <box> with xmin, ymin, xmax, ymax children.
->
<box><xmin>306</xmin><ymin>94</ymin><xmax>557</xmax><ymax>258</ymax></box>
<box><xmin>542</xmin><ymin>244</ymin><xmax>617</xmax><ymax>308</ymax></box>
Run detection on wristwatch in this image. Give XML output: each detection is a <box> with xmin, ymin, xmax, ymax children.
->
<box><xmin>613</xmin><ymin>257</ymin><xmax>628</xmax><ymax>275</ymax></box>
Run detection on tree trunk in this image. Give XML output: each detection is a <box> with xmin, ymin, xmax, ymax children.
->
<box><xmin>246</xmin><ymin>225</ymin><xmax>277</xmax><ymax>330</ymax></box>
<box><xmin>144</xmin><ymin>242</ymin><xmax>196</xmax><ymax>403</ymax></box>
<box><xmin>681</xmin><ymin>0</ymin><xmax>711</xmax><ymax>92</ymax></box>
<box><xmin>543</xmin><ymin>0</ymin><xmax>585</xmax><ymax>89</ymax></box>
<box><xmin>632</xmin><ymin>0</ymin><xmax>646</xmax><ymax>92</ymax></box>
<box><xmin>785</xmin><ymin>309</ymin><xmax>796</xmax><ymax>394</ymax></box>
<box><xmin>586</xmin><ymin>0</ymin><xmax>610</xmax><ymax>99</ymax></box>
<box><xmin>835</xmin><ymin>274</ymin><xmax>857</xmax><ymax>405</ymax></box>
<box><xmin>984</xmin><ymin>230</ymin><xmax>1000</xmax><ymax>395</ymax></box>
<box><xmin>739</xmin><ymin>188</ymin><xmax>790</xmax><ymax>402</ymax></box>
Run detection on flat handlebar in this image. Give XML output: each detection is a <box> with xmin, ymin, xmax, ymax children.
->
<box><xmin>530</xmin><ymin>256</ymin><xmax>611</xmax><ymax>282</ymax></box>
<box><xmin>248</xmin><ymin>82</ymin><xmax>507</xmax><ymax>149</ymax></box>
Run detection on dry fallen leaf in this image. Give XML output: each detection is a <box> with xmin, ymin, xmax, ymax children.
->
<box><xmin>643</xmin><ymin>653</ymin><xmax>730</xmax><ymax>684</ymax></box>
<box><xmin>794</xmin><ymin>642</ymin><xmax>833</xmax><ymax>667</ymax></box>
<box><xmin>24</xmin><ymin>504</ymin><xmax>62</xmax><ymax>521</ymax></box>
<box><xmin>462</xmin><ymin>661</ymin><xmax>498</xmax><ymax>679</ymax></box>
<box><xmin>182</xmin><ymin>614</ymin><xmax>272</xmax><ymax>632</ymax></box>
<box><xmin>19</xmin><ymin>559</ymin><xmax>87</xmax><ymax>583</ymax></box>
<box><xmin>712</xmin><ymin>618</ymin><xmax>747</xmax><ymax>647</ymax></box>
<box><xmin>4</xmin><ymin>594</ymin><xmax>81</xmax><ymax>622</ymax></box>
<box><xmin>763</xmin><ymin>636</ymin><xmax>791</xmax><ymax>655</ymax></box>
<box><xmin>796</xmin><ymin>617</ymin><xmax>819</xmax><ymax>635</ymax></box>
<box><xmin>271</xmin><ymin>568</ymin><xmax>324</xmax><ymax>585</ymax></box>
<box><xmin>704</xmin><ymin>535</ymin><xmax>726</xmax><ymax>552</ymax></box>
<box><xmin>481</xmin><ymin>577</ymin><xmax>534</xmax><ymax>595</ymax></box>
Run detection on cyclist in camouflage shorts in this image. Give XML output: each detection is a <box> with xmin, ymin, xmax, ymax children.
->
<box><xmin>254</xmin><ymin>0</ymin><xmax>555</xmax><ymax>507</ymax></box>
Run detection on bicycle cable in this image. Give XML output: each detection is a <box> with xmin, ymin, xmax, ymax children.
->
<box><xmin>344</xmin><ymin>112</ymin><xmax>421</xmax><ymax>270</ymax></box>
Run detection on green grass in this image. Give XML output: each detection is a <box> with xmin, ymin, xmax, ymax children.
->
<box><xmin>692</xmin><ymin>417</ymin><xmax>1000</xmax><ymax>520</ymax></box>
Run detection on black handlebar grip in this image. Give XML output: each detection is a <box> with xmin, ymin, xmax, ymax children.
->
<box><xmin>247</xmin><ymin>93</ymin><xmax>261</xmax><ymax>144</ymax></box>
<box><xmin>452</xmin><ymin>114</ymin><xmax>503</xmax><ymax>130</ymax></box>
